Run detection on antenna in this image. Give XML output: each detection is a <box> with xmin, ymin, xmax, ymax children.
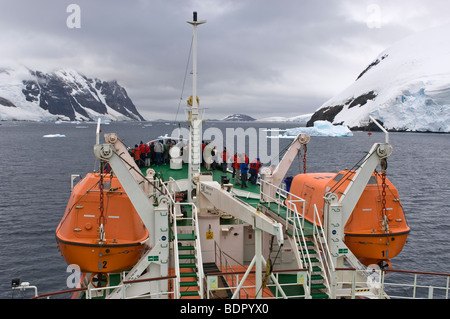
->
<box><xmin>186</xmin><ymin>12</ymin><xmax>206</xmax><ymax>202</ymax></box>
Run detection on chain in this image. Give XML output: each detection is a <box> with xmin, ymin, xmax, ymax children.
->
<box><xmin>303</xmin><ymin>144</ymin><xmax>307</xmax><ymax>174</ymax></box>
<box><xmin>380</xmin><ymin>158</ymin><xmax>388</xmax><ymax>232</ymax></box>
<box><xmin>98</xmin><ymin>162</ymin><xmax>106</xmax><ymax>234</ymax></box>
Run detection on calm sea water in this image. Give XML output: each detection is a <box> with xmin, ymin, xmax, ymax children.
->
<box><xmin>1</xmin><ymin>120</ymin><xmax>449</xmax><ymax>299</ymax></box>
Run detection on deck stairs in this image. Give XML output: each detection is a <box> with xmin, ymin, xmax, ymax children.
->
<box><xmin>171</xmin><ymin>202</ymin><xmax>204</xmax><ymax>299</ymax></box>
<box><xmin>284</xmin><ymin>205</ymin><xmax>331</xmax><ymax>299</ymax></box>
<box><xmin>257</xmin><ymin>181</ymin><xmax>332</xmax><ymax>299</ymax></box>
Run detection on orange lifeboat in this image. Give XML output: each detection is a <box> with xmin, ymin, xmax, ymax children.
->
<box><xmin>56</xmin><ymin>173</ymin><xmax>149</xmax><ymax>273</ymax></box>
<box><xmin>289</xmin><ymin>170</ymin><xmax>410</xmax><ymax>266</ymax></box>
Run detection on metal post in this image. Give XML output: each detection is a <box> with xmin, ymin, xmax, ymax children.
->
<box><xmin>255</xmin><ymin>228</ymin><xmax>262</xmax><ymax>299</ymax></box>
<box><xmin>187</xmin><ymin>12</ymin><xmax>206</xmax><ymax>202</ymax></box>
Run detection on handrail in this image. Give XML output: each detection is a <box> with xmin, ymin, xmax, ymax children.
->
<box><xmin>206</xmin><ymin>268</ymin><xmax>308</xmax><ymax>276</ymax></box>
<box><xmin>190</xmin><ymin>202</ymin><xmax>204</xmax><ymax>297</ymax></box>
<box><xmin>312</xmin><ymin>204</ymin><xmax>334</xmax><ymax>294</ymax></box>
<box><xmin>286</xmin><ymin>202</ymin><xmax>312</xmax><ymax>298</ymax></box>
<box><xmin>380</xmin><ymin>269</ymin><xmax>450</xmax><ymax>299</ymax></box>
<box><xmin>384</xmin><ymin>269</ymin><xmax>450</xmax><ymax>277</ymax></box>
<box><xmin>160</xmin><ymin>178</ymin><xmax>181</xmax><ymax>298</ymax></box>
<box><xmin>206</xmin><ymin>268</ymin><xmax>308</xmax><ymax>299</ymax></box>
<box><xmin>259</xmin><ymin>178</ymin><xmax>314</xmax><ymax>298</ymax></box>
<box><xmin>161</xmin><ymin>177</ymin><xmax>204</xmax><ymax>298</ymax></box>
<box><xmin>212</xmin><ymin>241</ymin><xmax>249</xmax><ymax>299</ymax></box>
<box><xmin>32</xmin><ymin>275</ymin><xmax>177</xmax><ymax>299</ymax></box>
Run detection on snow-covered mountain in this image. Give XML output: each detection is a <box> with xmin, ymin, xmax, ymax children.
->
<box><xmin>257</xmin><ymin>113</ymin><xmax>313</xmax><ymax>124</ymax></box>
<box><xmin>221</xmin><ymin>114</ymin><xmax>256</xmax><ymax>121</ymax></box>
<box><xmin>307</xmin><ymin>24</ymin><xmax>450</xmax><ymax>132</ymax></box>
<box><xmin>0</xmin><ymin>64</ymin><xmax>145</xmax><ymax>122</ymax></box>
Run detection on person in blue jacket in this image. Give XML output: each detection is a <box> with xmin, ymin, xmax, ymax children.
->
<box><xmin>240</xmin><ymin>158</ymin><xmax>249</xmax><ymax>189</ymax></box>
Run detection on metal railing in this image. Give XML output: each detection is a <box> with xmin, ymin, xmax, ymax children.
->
<box><xmin>381</xmin><ymin>269</ymin><xmax>450</xmax><ymax>299</ymax></box>
<box><xmin>31</xmin><ymin>275</ymin><xmax>178</xmax><ymax>299</ymax></box>
<box><xmin>161</xmin><ymin>178</ymin><xmax>204</xmax><ymax>299</ymax></box>
<box><xmin>311</xmin><ymin>204</ymin><xmax>334</xmax><ymax>295</ymax></box>
<box><xmin>285</xmin><ymin>204</ymin><xmax>312</xmax><ymax>298</ymax></box>
<box><xmin>212</xmin><ymin>241</ymin><xmax>249</xmax><ymax>299</ymax></box>
<box><xmin>205</xmin><ymin>268</ymin><xmax>308</xmax><ymax>299</ymax></box>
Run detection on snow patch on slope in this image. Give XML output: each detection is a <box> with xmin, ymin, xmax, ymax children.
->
<box><xmin>311</xmin><ymin>24</ymin><xmax>450</xmax><ymax>132</ymax></box>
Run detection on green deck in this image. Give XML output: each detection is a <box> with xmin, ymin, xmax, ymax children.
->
<box><xmin>143</xmin><ymin>162</ymin><xmax>315</xmax><ymax>233</ymax></box>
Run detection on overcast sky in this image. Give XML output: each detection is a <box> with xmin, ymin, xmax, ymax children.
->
<box><xmin>0</xmin><ymin>0</ymin><xmax>449</xmax><ymax>120</ymax></box>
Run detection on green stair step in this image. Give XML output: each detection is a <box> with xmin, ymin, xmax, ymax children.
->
<box><xmin>178</xmin><ymin>233</ymin><xmax>197</xmax><ymax>241</ymax></box>
<box><xmin>180</xmin><ymin>281</ymin><xmax>198</xmax><ymax>287</ymax></box>
<box><xmin>178</xmin><ymin>245</ymin><xmax>195</xmax><ymax>251</ymax></box>
<box><xmin>311</xmin><ymin>274</ymin><xmax>324</xmax><ymax>281</ymax></box>
<box><xmin>303</xmin><ymin>257</ymin><xmax>319</xmax><ymax>263</ymax></box>
<box><xmin>181</xmin><ymin>291</ymin><xmax>199</xmax><ymax>297</ymax></box>
<box><xmin>179</xmin><ymin>254</ymin><xmax>196</xmax><ymax>259</ymax></box>
<box><xmin>312</xmin><ymin>266</ymin><xmax>322</xmax><ymax>272</ymax></box>
<box><xmin>180</xmin><ymin>263</ymin><xmax>197</xmax><ymax>268</ymax></box>
<box><xmin>311</xmin><ymin>283</ymin><xmax>326</xmax><ymax>290</ymax></box>
<box><xmin>311</xmin><ymin>292</ymin><xmax>329</xmax><ymax>299</ymax></box>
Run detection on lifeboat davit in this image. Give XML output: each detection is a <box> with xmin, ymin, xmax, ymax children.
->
<box><xmin>289</xmin><ymin>170</ymin><xmax>410</xmax><ymax>266</ymax></box>
<box><xmin>55</xmin><ymin>173</ymin><xmax>149</xmax><ymax>273</ymax></box>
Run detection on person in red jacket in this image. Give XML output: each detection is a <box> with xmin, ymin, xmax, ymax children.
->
<box><xmin>139</xmin><ymin>141</ymin><xmax>146</xmax><ymax>168</ymax></box>
<box><xmin>131</xmin><ymin>144</ymin><xmax>141</xmax><ymax>167</ymax></box>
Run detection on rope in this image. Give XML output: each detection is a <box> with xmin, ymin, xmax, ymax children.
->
<box><xmin>256</xmin><ymin>236</ymin><xmax>283</xmax><ymax>296</ymax></box>
<box><xmin>175</xmin><ymin>35</ymin><xmax>193</xmax><ymax>122</ymax></box>
<box><xmin>328</xmin><ymin>151</ymin><xmax>370</xmax><ymax>194</ymax></box>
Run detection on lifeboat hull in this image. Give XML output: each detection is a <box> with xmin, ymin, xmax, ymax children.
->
<box><xmin>56</xmin><ymin>173</ymin><xmax>149</xmax><ymax>273</ymax></box>
<box><xmin>344</xmin><ymin>231</ymin><xmax>409</xmax><ymax>266</ymax></box>
<box><xmin>289</xmin><ymin>171</ymin><xmax>410</xmax><ymax>265</ymax></box>
<box><xmin>56</xmin><ymin>239</ymin><xmax>146</xmax><ymax>273</ymax></box>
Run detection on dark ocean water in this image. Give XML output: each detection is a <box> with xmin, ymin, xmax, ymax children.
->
<box><xmin>1</xmin><ymin>120</ymin><xmax>449</xmax><ymax>299</ymax></box>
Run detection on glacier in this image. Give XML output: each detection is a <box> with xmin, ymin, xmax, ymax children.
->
<box><xmin>307</xmin><ymin>24</ymin><xmax>450</xmax><ymax>133</ymax></box>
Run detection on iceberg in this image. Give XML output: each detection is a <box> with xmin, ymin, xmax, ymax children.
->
<box><xmin>43</xmin><ymin>134</ymin><xmax>66</xmax><ymax>138</ymax></box>
<box><xmin>277</xmin><ymin>120</ymin><xmax>353</xmax><ymax>138</ymax></box>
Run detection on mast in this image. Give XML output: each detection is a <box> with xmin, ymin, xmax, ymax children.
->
<box><xmin>186</xmin><ymin>12</ymin><xmax>206</xmax><ymax>201</ymax></box>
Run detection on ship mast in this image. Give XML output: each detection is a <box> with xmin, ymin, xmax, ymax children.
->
<box><xmin>186</xmin><ymin>12</ymin><xmax>206</xmax><ymax>201</ymax></box>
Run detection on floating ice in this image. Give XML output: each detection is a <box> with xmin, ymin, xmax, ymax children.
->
<box><xmin>43</xmin><ymin>134</ymin><xmax>66</xmax><ymax>138</ymax></box>
<box><xmin>269</xmin><ymin>120</ymin><xmax>353</xmax><ymax>138</ymax></box>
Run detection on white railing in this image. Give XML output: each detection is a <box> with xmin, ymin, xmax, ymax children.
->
<box><xmin>180</xmin><ymin>202</ymin><xmax>204</xmax><ymax>298</ymax></box>
<box><xmin>205</xmin><ymin>268</ymin><xmax>308</xmax><ymax>299</ymax></box>
<box><xmin>285</xmin><ymin>204</ymin><xmax>312</xmax><ymax>298</ymax></box>
<box><xmin>259</xmin><ymin>178</ymin><xmax>316</xmax><ymax>298</ymax></box>
<box><xmin>311</xmin><ymin>204</ymin><xmax>334</xmax><ymax>294</ymax></box>
<box><xmin>161</xmin><ymin>177</ymin><xmax>204</xmax><ymax>298</ymax></box>
<box><xmin>381</xmin><ymin>269</ymin><xmax>450</xmax><ymax>299</ymax></box>
<box><xmin>159</xmin><ymin>178</ymin><xmax>182</xmax><ymax>298</ymax></box>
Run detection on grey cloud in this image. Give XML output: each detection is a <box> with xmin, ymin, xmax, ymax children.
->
<box><xmin>0</xmin><ymin>0</ymin><xmax>449</xmax><ymax>120</ymax></box>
